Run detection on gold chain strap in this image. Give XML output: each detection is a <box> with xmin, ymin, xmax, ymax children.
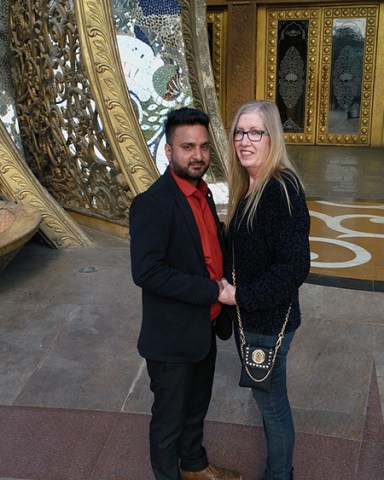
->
<box><xmin>231</xmin><ymin>257</ymin><xmax>291</xmax><ymax>384</ymax></box>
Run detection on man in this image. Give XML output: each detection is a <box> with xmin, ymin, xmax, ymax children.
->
<box><xmin>130</xmin><ymin>107</ymin><xmax>241</xmax><ymax>480</ymax></box>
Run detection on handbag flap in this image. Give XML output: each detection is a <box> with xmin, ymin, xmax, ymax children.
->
<box><xmin>243</xmin><ymin>345</ymin><xmax>273</xmax><ymax>369</ymax></box>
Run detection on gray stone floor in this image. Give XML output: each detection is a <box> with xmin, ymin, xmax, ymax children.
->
<box><xmin>1</xmin><ymin>230</ymin><xmax>383</xmax><ymax>430</ymax></box>
<box><xmin>0</xmin><ymin>146</ymin><xmax>383</xmax><ymax>480</ymax></box>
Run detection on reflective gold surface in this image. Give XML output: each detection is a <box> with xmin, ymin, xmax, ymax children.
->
<box><xmin>0</xmin><ymin>201</ymin><xmax>40</xmax><ymax>255</ymax></box>
<box><xmin>74</xmin><ymin>0</ymin><xmax>159</xmax><ymax>196</ymax></box>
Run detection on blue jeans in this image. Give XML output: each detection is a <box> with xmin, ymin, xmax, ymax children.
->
<box><xmin>240</xmin><ymin>329</ymin><xmax>295</xmax><ymax>480</ymax></box>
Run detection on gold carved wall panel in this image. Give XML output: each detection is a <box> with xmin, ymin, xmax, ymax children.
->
<box><xmin>265</xmin><ymin>7</ymin><xmax>320</xmax><ymax>145</ymax></box>
<box><xmin>261</xmin><ymin>4</ymin><xmax>379</xmax><ymax>146</ymax></box>
<box><xmin>8</xmin><ymin>0</ymin><xmax>227</xmax><ymax>236</ymax></box>
<box><xmin>9</xmin><ymin>0</ymin><xmax>158</xmax><ymax>233</ymax></box>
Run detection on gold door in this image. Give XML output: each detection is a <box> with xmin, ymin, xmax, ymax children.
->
<box><xmin>260</xmin><ymin>5</ymin><xmax>379</xmax><ymax>146</ymax></box>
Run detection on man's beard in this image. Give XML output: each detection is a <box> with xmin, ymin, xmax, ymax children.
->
<box><xmin>170</xmin><ymin>159</ymin><xmax>209</xmax><ymax>181</ymax></box>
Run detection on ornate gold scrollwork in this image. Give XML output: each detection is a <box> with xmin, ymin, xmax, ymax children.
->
<box><xmin>266</xmin><ymin>7</ymin><xmax>320</xmax><ymax>145</ymax></box>
<box><xmin>74</xmin><ymin>0</ymin><xmax>159</xmax><ymax>194</ymax></box>
<box><xmin>8</xmin><ymin>0</ymin><xmax>228</xmax><ymax>233</ymax></box>
<box><xmin>265</xmin><ymin>5</ymin><xmax>379</xmax><ymax>146</ymax></box>
<box><xmin>9</xmin><ymin>0</ymin><xmax>158</xmax><ymax>234</ymax></box>
<box><xmin>0</xmin><ymin>118</ymin><xmax>93</xmax><ymax>247</ymax></box>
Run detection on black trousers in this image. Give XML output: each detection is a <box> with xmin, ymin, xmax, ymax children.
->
<box><xmin>146</xmin><ymin>334</ymin><xmax>217</xmax><ymax>480</ymax></box>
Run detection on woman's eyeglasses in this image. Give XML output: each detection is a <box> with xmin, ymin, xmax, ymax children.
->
<box><xmin>233</xmin><ymin>129</ymin><xmax>269</xmax><ymax>142</ymax></box>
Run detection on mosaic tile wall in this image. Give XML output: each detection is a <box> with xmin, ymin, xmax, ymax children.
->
<box><xmin>0</xmin><ymin>0</ymin><xmax>23</xmax><ymax>154</ymax></box>
<box><xmin>111</xmin><ymin>0</ymin><xmax>193</xmax><ymax>173</ymax></box>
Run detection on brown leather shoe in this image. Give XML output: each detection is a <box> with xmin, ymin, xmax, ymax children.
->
<box><xmin>180</xmin><ymin>464</ymin><xmax>242</xmax><ymax>480</ymax></box>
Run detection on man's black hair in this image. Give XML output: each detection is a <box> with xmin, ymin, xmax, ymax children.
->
<box><xmin>164</xmin><ymin>107</ymin><xmax>210</xmax><ymax>144</ymax></box>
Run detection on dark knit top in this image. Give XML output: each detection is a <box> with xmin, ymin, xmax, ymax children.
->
<box><xmin>224</xmin><ymin>171</ymin><xmax>311</xmax><ymax>335</ymax></box>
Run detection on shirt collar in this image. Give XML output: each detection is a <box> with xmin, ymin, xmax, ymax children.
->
<box><xmin>169</xmin><ymin>167</ymin><xmax>208</xmax><ymax>198</ymax></box>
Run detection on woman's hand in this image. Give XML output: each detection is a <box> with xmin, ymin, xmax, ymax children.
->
<box><xmin>218</xmin><ymin>278</ymin><xmax>237</xmax><ymax>305</ymax></box>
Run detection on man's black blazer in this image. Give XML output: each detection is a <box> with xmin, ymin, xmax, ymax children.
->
<box><xmin>130</xmin><ymin>167</ymin><xmax>223</xmax><ymax>363</ymax></box>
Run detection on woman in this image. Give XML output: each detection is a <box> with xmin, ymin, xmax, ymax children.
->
<box><xmin>219</xmin><ymin>100</ymin><xmax>311</xmax><ymax>480</ymax></box>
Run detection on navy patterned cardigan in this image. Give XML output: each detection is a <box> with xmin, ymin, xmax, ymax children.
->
<box><xmin>224</xmin><ymin>172</ymin><xmax>311</xmax><ymax>335</ymax></box>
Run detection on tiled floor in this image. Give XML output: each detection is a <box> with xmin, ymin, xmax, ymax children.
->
<box><xmin>0</xmin><ymin>146</ymin><xmax>383</xmax><ymax>480</ymax></box>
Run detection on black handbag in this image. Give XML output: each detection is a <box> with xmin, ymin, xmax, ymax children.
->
<box><xmin>239</xmin><ymin>344</ymin><xmax>275</xmax><ymax>391</ymax></box>
<box><xmin>232</xmin><ymin>245</ymin><xmax>291</xmax><ymax>392</ymax></box>
<box><xmin>236</xmin><ymin>302</ymin><xmax>291</xmax><ymax>392</ymax></box>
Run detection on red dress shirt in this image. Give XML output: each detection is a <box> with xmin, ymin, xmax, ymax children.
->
<box><xmin>170</xmin><ymin>168</ymin><xmax>223</xmax><ymax>320</ymax></box>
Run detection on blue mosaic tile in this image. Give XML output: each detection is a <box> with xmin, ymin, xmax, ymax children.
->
<box><xmin>112</xmin><ymin>0</ymin><xmax>193</xmax><ymax>172</ymax></box>
<box><xmin>138</xmin><ymin>0</ymin><xmax>180</xmax><ymax>16</ymax></box>
<box><xmin>134</xmin><ymin>25</ymin><xmax>152</xmax><ymax>49</ymax></box>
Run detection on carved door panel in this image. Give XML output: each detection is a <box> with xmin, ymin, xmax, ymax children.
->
<box><xmin>264</xmin><ymin>5</ymin><xmax>379</xmax><ymax>146</ymax></box>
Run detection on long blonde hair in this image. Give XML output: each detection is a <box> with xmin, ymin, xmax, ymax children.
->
<box><xmin>226</xmin><ymin>100</ymin><xmax>304</xmax><ymax>229</ymax></box>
